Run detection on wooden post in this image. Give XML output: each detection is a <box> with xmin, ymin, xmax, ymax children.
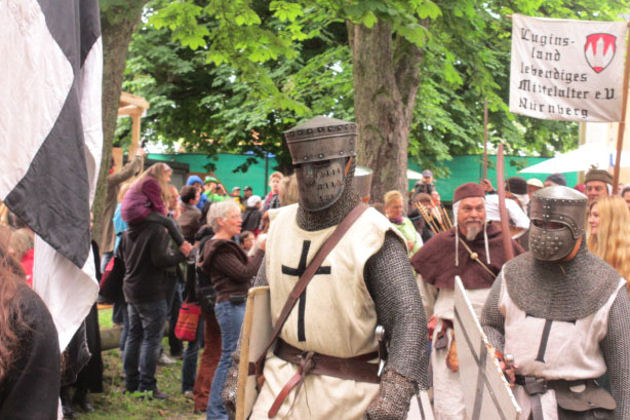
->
<box><xmin>496</xmin><ymin>144</ymin><xmax>514</xmax><ymax>260</ymax></box>
<box><xmin>613</xmin><ymin>24</ymin><xmax>630</xmax><ymax>194</ymax></box>
<box><xmin>483</xmin><ymin>99</ymin><xmax>488</xmax><ymax>181</ymax></box>
<box><xmin>111</xmin><ymin>147</ymin><xmax>123</xmax><ymax>172</ymax></box>
<box><xmin>129</xmin><ymin>112</ymin><xmax>141</xmax><ymax>159</ymax></box>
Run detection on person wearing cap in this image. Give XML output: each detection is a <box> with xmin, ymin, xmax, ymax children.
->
<box><xmin>230</xmin><ymin>186</ymin><xmax>244</xmax><ymax>209</ymax></box>
<box><xmin>204</xmin><ymin>176</ymin><xmax>228</xmax><ymax>203</ymax></box>
<box><xmin>414</xmin><ymin>169</ymin><xmax>435</xmax><ymax>195</ymax></box>
<box><xmin>585</xmin><ymin>167</ymin><xmax>613</xmax><ymax>203</ymax></box>
<box><xmin>410</xmin><ymin>182</ymin><xmax>523</xmax><ymax>419</ymax></box>
<box><xmin>185</xmin><ymin>175</ymin><xmax>208</xmax><ymax>211</ymax></box>
<box><xmin>506</xmin><ymin>177</ymin><xmax>529</xmax><ymax>209</ymax></box>
<box><xmin>243</xmin><ymin>186</ymin><xmax>253</xmax><ymax>201</ymax></box>
<box><xmin>241</xmin><ymin>195</ymin><xmax>262</xmax><ymax>235</ymax></box>
<box><xmin>203</xmin><ymin>176</ymin><xmax>218</xmax><ymax>196</ymax></box>
<box><xmin>422</xmin><ymin>169</ymin><xmax>433</xmax><ymax>184</ymax></box>
<box><xmin>527</xmin><ymin>178</ymin><xmax>544</xmax><ymax>200</ymax></box>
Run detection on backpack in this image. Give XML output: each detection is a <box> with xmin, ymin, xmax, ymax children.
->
<box><xmin>195</xmin><ymin>235</ymin><xmax>216</xmax><ymax>313</ymax></box>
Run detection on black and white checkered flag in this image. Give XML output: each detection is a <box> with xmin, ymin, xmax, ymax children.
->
<box><xmin>0</xmin><ymin>0</ymin><xmax>103</xmax><ymax>349</ymax></box>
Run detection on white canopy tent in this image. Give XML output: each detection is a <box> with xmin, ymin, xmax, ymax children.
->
<box><xmin>519</xmin><ymin>143</ymin><xmax>630</xmax><ymax>174</ymax></box>
<box><xmin>407</xmin><ymin>169</ymin><xmax>424</xmax><ymax>180</ymax></box>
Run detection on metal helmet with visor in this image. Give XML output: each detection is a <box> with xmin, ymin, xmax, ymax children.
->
<box><xmin>528</xmin><ymin>186</ymin><xmax>587</xmax><ymax>261</ymax></box>
<box><xmin>284</xmin><ymin>116</ymin><xmax>356</xmax><ymax>211</ymax></box>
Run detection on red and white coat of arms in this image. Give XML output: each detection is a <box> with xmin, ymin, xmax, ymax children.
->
<box><xmin>584</xmin><ymin>33</ymin><xmax>617</xmax><ymax>73</ymax></box>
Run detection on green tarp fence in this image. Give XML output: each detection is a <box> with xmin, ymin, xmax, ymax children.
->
<box><xmin>148</xmin><ymin>152</ymin><xmax>578</xmax><ymax>202</ymax></box>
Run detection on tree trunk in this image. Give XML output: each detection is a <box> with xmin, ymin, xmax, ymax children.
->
<box><xmin>349</xmin><ymin>21</ymin><xmax>424</xmax><ymax>203</ymax></box>
<box><xmin>92</xmin><ymin>2</ymin><xmax>148</xmax><ymax>250</ymax></box>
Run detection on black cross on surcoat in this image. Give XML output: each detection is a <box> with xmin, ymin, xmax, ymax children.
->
<box><xmin>281</xmin><ymin>240</ymin><xmax>331</xmax><ymax>342</ymax></box>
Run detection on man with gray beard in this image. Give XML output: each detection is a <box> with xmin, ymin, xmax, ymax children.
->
<box><xmin>410</xmin><ymin>182</ymin><xmax>523</xmax><ymax>419</ymax></box>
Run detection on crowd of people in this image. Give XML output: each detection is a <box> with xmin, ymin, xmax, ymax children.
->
<box><xmin>3</xmin><ymin>118</ymin><xmax>630</xmax><ymax>419</ymax></box>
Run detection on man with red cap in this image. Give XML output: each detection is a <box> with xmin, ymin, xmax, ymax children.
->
<box><xmin>410</xmin><ymin>182</ymin><xmax>523</xmax><ymax>419</ymax></box>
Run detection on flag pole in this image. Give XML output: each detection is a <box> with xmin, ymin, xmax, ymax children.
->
<box><xmin>496</xmin><ymin>143</ymin><xmax>514</xmax><ymax>260</ymax></box>
<box><xmin>483</xmin><ymin>99</ymin><xmax>489</xmax><ymax>181</ymax></box>
<box><xmin>612</xmin><ymin>22</ymin><xmax>630</xmax><ymax>194</ymax></box>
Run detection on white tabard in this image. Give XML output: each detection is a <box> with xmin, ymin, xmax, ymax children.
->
<box><xmin>251</xmin><ymin>204</ymin><xmax>404</xmax><ymax>419</ymax></box>
<box><xmin>498</xmin><ymin>272</ymin><xmax>626</xmax><ymax>420</ymax></box>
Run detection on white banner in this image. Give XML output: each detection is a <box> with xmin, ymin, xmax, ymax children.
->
<box><xmin>510</xmin><ymin>14</ymin><xmax>627</xmax><ymax>122</ymax></box>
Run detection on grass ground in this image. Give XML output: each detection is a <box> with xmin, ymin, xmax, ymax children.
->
<box><xmin>76</xmin><ymin>308</ymin><xmax>204</xmax><ymax>420</ymax></box>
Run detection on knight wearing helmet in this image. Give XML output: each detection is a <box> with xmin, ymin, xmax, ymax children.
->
<box><xmin>222</xmin><ymin>116</ymin><xmax>429</xmax><ymax>420</ymax></box>
<box><xmin>482</xmin><ymin>186</ymin><xmax>630</xmax><ymax>419</ymax></box>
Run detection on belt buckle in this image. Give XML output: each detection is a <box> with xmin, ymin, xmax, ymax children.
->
<box><xmin>524</xmin><ymin>377</ymin><xmax>547</xmax><ymax>395</ymax></box>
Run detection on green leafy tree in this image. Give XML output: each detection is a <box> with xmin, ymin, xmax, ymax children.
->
<box><xmin>121</xmin><ymin>1</ymin><xmax>353</xmax><ymax>173</ymax></box>
<box><xmin>119</xmin><ymin>0</ymin><xmax>627</xmax><ymax>199</ymax></box>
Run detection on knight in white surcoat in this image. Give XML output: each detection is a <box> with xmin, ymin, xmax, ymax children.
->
<box><xmin>482</xmin><ymin>186</ymin><xmax>630</xmax><ymax>420</ymax></box>
<box><xmin>223</xmin><ymin>116</ymin><xmax>429</xmax><ymax>419</ymax></box>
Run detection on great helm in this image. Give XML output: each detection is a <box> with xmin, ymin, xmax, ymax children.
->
<box><xmin>284</xmin><ymin>116</ymin><xmax>357</xmax><ymax>211</ymax></box>
<box><xmin>528</xmin><ymin>186</ymin><xmax>587</xmax><ymax>261</ymax></box>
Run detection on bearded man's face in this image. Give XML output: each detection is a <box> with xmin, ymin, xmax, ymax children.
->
<box><xmin>457</xmin><ymin>197</ymin><xmax>486</xmax><ymax>240</ymax></box>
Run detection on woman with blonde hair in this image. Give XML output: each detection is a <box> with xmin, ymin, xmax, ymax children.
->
<box><xmin>383</xmin><ymin>190</ymin><xmax>423</xmax><ymax>256</ymax></box>
<box><xmin>587</xmin><ymin>196</ymin><xmax>630</xmax><ymax>284</ymax></box>
<box><xmin>121</xmin><ymin>163</ymin><xmax>191</xmax><ymax>256</ymax></box>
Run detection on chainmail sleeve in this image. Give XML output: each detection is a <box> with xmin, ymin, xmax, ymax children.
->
<box><xmin>364</xmin><ymin>230</ymin><xmax>429</xmax><ymax>389</ymax></box>
<box><xmin>252</xmin><ymin>255</ymin><xmax>268</xmax><ymax>287</ymax></box>
<box><xmin>480</xmin><ymin>272</ymin><xmax>505</xmax><ymax>353</ymax></box>
<box><xmin>600</xmin><ymin>288</ymin><xmax>630</xmax><ymax>420</ymax></box>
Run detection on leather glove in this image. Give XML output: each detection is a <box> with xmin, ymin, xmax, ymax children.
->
<box><xmin>221</xmin><ymin>352</ymin><xmax>240</xmax><ymax>420</ymax></box>
<box><xmin>366</xmin><ymin>369</ymin><xmax>417</xmax><ymax>420</ymax></box>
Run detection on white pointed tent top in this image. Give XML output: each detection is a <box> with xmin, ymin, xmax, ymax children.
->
<box><xmin>519</xmin><ymin>143</ymin><xmax>630</xmax><ymax>174</ymax></box>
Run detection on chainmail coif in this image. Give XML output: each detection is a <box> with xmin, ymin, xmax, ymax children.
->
<box><xmin>482</xmin><ymin>242</ymin><xmax>630</xmax><ymax>419</ymax></box>
<box><xmin>503</xmin><ymin>239</ymin><xmax>621</xmax><ymax>321</ymax></box>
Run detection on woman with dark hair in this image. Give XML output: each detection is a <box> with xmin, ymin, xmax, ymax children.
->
<box><xmin>0</xmin><ymin>237</ymin><xmax>60</xmax><ymax>419</ymax></box>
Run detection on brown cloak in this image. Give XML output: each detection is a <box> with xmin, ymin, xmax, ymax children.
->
<box><xmin>410</xmin><ymin>222</ymin><xmax>523</xmax><ymax>290</ymax></box>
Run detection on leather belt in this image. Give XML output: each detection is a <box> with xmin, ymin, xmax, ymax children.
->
<box><xmin>265</xmin><ymin>339</ymin><xmax>380</xmax><ymax>418</ymax></box>
<box><xmin>516</xmin><ymin>375</ymin><xmax>548</xmax><ymax>420</ymax></box>
<box><xmin>514</xmin><ymin>376</ymin><xmax>603</xmax><ymax>420</ymax></box>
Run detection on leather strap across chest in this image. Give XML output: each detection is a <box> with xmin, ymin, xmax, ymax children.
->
<box><xmin>458</xmin><ymin>237</ymin><xmax>497</xmax><ymax>278</ymax></box>
<box><xmin>254</xmin><ymin>203</ymin><xmax>369</xmax><ymax>377</ymax></box>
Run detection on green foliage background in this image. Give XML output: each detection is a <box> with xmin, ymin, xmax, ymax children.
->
<box><xmin>117</xmin><ymin>0</ymin><xmax>628</xmax><ymax>175</ymax></box>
